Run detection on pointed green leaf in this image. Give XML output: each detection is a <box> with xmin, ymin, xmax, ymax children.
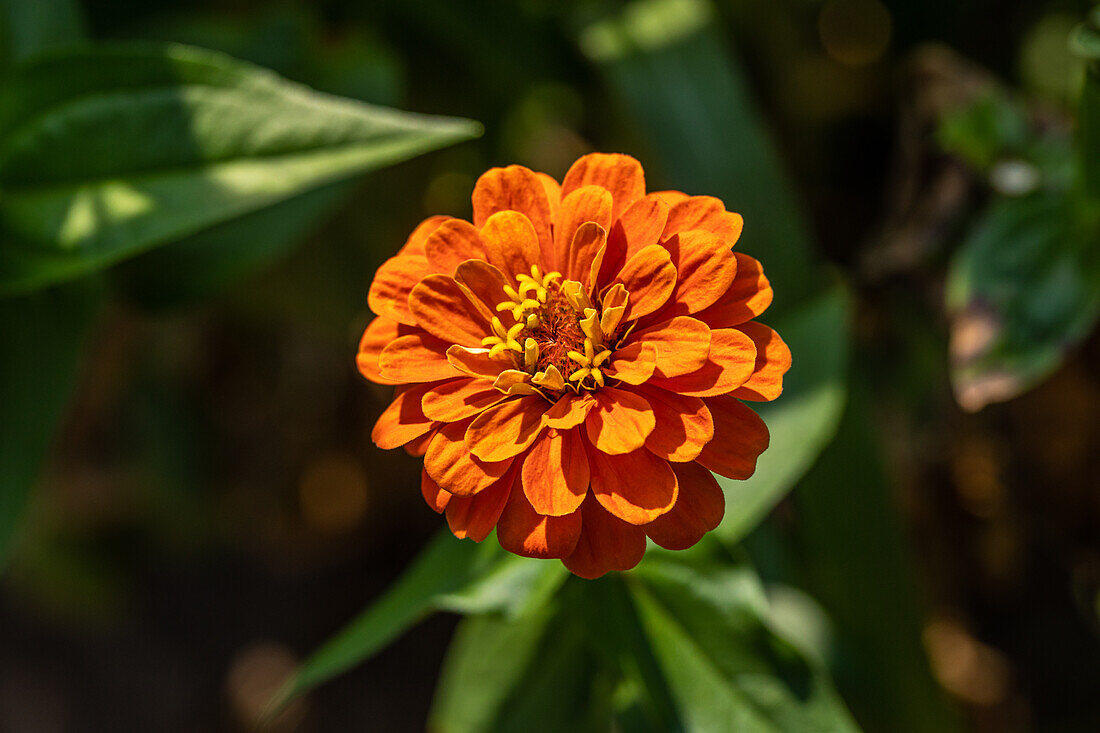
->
<box><xmin>0</xmin><ymin>43</ymin><xmax>481</xmax><ymax>295</ymax></box>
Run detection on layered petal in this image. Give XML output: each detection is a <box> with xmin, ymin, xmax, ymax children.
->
<box><xmin>561</xmin><ymin>153</ymin><xmax>646</xmax><ymax>221</ymax></box>
<box><xmin>587</xmin><ymin>444</ymin><xmax>677</xmax><ymax>525</ymax></box>
<box><xmin>585</xmin><ymin>387</ymin><xmax>655</xmax><ymax>455</ymax></box>
<box><xmin>556</xmin><ymin>185</ymin><xmax>613</xmax><ymax>280</ymax></box>
<box><xmin>472</xmin><ymin>165</ymin><xmax>555</xmax><ymax>267</ymax></box>
<box><xmin>562</xmin><ymin>496</ymin><xmax>647</xmax><ymax>579</ymax></box>
<box><xmin>421</xmin><ymin>469</ymin><xmax>451</xmax><ymax>513</ymax></box>
<box><xmin>380</xmin><ymin>333</ymin><xmax>462</xmax><ymax>382</ymax></box>
<box><xmin>654</xmin><ymin>231</ymin><xmax>739</xmax><ymax>317</ymax></box>
<box><xmin>424</xmin><ymin>219</ymin><xmax>486</xmax><ymax>274</ymax></box>
<box><xmin>647</xmin><ymin>328</ymin><xmax>756</xmax><ymax>397</ymax></box>
<box><xmin>399</xmin><ymin>215</ymin><xmax>451</xmax><ymax>256</ymax></box>
<box><xmin>367</xmin><ymin>253</ymin><xmax>434</xmax><ymax>326</ymax></box>
<box><xmin>731</xmin><ymin>323</ymin><xmax>791</xmax><ymax>401</ymax></box>
<box><xmin>356</xmin><ymin>316</ymin><xmax>403</xmax><ymax>385</ymax></box>
<box><xmin>409</xmin><ymin>274</ymin><xmax>491</xmax><ymax>347</ymax></box>
<box><xmin>612</xmin><ymin>244</ymin><xmax>677</xmax><ymax>321</ymax></box>
<box><xmin>644</xmin><ymin>461</ymin><xmax>724</xmax><ymax>550</ymax></box>
<box><xmin>543</xmin><ymin>392</ymin><xmax>596</xmax><ymax>429</ymax></box>
<box><xmin>695</xmin><ymin>253</ymin><xmax>773</xmax><ymax>328</ymax></box>
<box><xmin>371</xmin><ymin>382</ymin><xmax>439</xmax><ymax>450</ymax></box>
<box><xmin>454</xmin><ymin>260</ymin><xmax>511</xmax><ymax>315</ymax></box>
<box><xmin>421</xmin><ymin>377</ymin><xmax>504</xmax><ymax>422</ymax></box>
<box><xmin>603</xmin><ymin>341</ymin><xmax>657</xmax><ymax>385</ymax></box>
<box><xmin>522</xmin><ymin>429</ymin><xmax>589</xmax><ymax>516</ymax></box>
<box><xmin>466</xmin><ymin>395</ymin><xmax>549</xmax><ymax>461</ymax></box>
<box><xmin>632</xmin><ymin>384</ymin><xmax>714</xmax><ymax>462</ymax></box>
<box><xmin>662</xmin><ymin>195</ymin><xmax>744</xmax><ymax>244</ymax></box>
<box><xmin>446</xmin><ymin>345</ymin><xmax>516</xmax><ymax>380</ymax></box>
<box><xmin>627</xmin><ymin>316</ymin><xmax>711</xmax><ymax>378</ymax></box>
<box><xmin>425</xmin><ymin>418</ymin><xmax>514</xmax><ymax>496</ymax></box>
<box><xmin>609</xmin><ymin>194</ymin><xmax>670</xmax><ymax>260</ymax></box>
<box><xmin>446</xmin><ymin>474</ymin><xmax>513</xmax><ymax>542</ymax></box>
<box><xmin>696</xmin><ymin>395</ymin><xmax>770</xmax><ymax>480</ymax></box>
<box><xmin>481</xmin><ymin>211</ymin><xmax>542</xmax><ymax>279</ymax></box>
<box><xmin>497</xmin><ymin>489</ymin><xmax>582</xmax><ymax>559</ymax></box>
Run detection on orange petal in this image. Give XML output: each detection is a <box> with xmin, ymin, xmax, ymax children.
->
<box><xmin>399</xmin><ymin>215</ymin><xmax>451</xmax><ymax>256</ymax></box>
<box><xmin>562</xmin><ymin>153</ymin><xmax>646</xmax><ymax>221</ymax></box>
<box><xmin>543</xmin><ymin>392</ymin><xmax>596</xmax><ymax>429</ymax></box>
<box><xmin>694</xmin><ymin>253</ymin><xmax>773</xmax><ymax>328</ymax></box>
<box><xmin>404</xmin><ymin>431</ymin><xmax>434</xmax><ymax>457</ymax></box>
<box><xmin>647</xmin><ymin>328</ymin><xmax>757</xmax><ymax>397</ymax></box>
<box><xmin>556</xmin><ymin>185</ymin><xmax>613</xmax><ymax>280</ymax></box>
<box><xmin>522</xmin><ymin>429</ymin><xmax>589</xmax><ymax>516</ymax></box>
<box><xmin>612</xmin><ymin>244</ymin><xmax>677</xmax><ymax>321</ymax></box>
<box><xmin>536</xmin><ymin>172</ymin><xmax>562</xmax><ymax>220</ymax></box>
<box><xmin>425</xmin><ymin>419</ymin><xmax>515</xmax><ymax>496</ymax></box>
<box><xmin>603</xmin><ymin>341</ymin><xmax>657</xmax><ymax>385</ymax></box>
<box><xmin>421</xmin><ymin>469</ymin><xmax>452</xmax><ymax>513</ymax></box>
<box><xmin>497</xmin><ymin>488</ymin><xmax>582</xmax><ymax>559</ymax></box>
<box><xmin>584</xmin><ymin>387</ymin><xmax>655</xmax><ymax>455</ymax></box>
<box><xmin>472</xmin><ymin>165</ymin><xmax>555</xmax><ymax>268</ymax></box>
<box><xmin>608</xmin><ymin>193</ymin><xmax>669</xmax><ymax>260</ymax></box>
<box><xmin>480</xmin><ymin>211</ymin><xmax>542</xmax><ymax>279</ymax></box>
<box><xmin>367</xmin><ymin>253</ymin><xmax>435</xmax><ymax>326</ymax></box>
<box><xmin>731</xmin><ymin>323</ymin><xmax>791</xmax><ymax>402</ymax></box>
<box><xmin>631</xmin><ymin>384</ymin><xmax>714</xmax><ymax>462</ymax></box>
<box><xmin>357</xmin><ymin>316</ymin><xmax>404</xmax><ymax>385</ymax></box>
<box><xmin>371</xmin><ymin>382</ymin><xmax>440</xmax><ymax>449</ymax></box>
<box><xmin>454</xmin><ymin>259</ymin><xmax>511</xmax><ymax>314</ymax></box>
<box><xmin>409</xmin><ymin>274</ymin><xmax>490</xmax><ymax>348</ymax></box>
<box><xmin>422</xmin><ymin>377</ymin><xmax>504</xmax><ymax>422</ymax></box>
<box><xmin>628</xmin><ymin>316</ymin><xmax>711</xmax><ymax>378</ymax></box>
<box><xmin>562</xmin><ymin>496</ymin><xmax>647</xmax><ymax>579</ymax></box>
<box><xmin>424</xmin><ymin>219</ymin><xmax>486</xmax><ymax>274</ymax></box>
<box><xmin>445</xmin><ymin>472</ymin><xmax>514</xmax><ymax>542</ymax></box>
<box><xmin>644</xmin><ymin>461</ymin><xmax>724</xmax><ymax>550</ymax></box>
<box><xmin>650</xmin><ymin>190</ymin><xmax>689</xmax><ymax>207</ymax></box>
<box><xmin>656</xmin><ymin>231</ymin><xmax>739</xmax><ymax>316</ymax></box>
<box><xmin>446</xmin><ymin>345</ymin><xmax>515</xmax><ymax>380</ymax></box>
<box><xmin>696</xmin><ymin>395</ymin><xmax>770</xmax><ymax>480</ymax></box>
<box><xmin>465</xmin><ymin>395</ymin><xmax>548</xmax><ymax>462</ymax></box>
<box><xmin>565</xmin><ymin>222</ymin><xmax>610</xmax><ymax>290</ymax></box>
<box><xmin>379</xmin><ymin>333</ymin><xmax>462</xmax><ymax>383</ymax></box>
<box><xmin>662</xmin><ymin>195</ymin><xmax>744</xmax><ymax>245</ymax></box>
<box><xmin>587</xmin><ymin>445</ymin><xmax>677</xmax><ymax>524</ymax></box>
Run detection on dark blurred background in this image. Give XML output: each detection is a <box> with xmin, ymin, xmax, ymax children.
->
<box><xmin>2</xmin><ymin>0</ymin><xmax>1098</xmax><ymax>731</ymax></box>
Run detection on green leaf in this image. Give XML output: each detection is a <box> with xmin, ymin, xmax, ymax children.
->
<box><xmin>266</xmin><ymin>531</ymin><xmax>563</xmax><ymax>716</ymax></box>
<box><xmin>0</xmin><ymin>0</ymin><xmax>84</xmax><ymax>69</ymax></box>
<box><xmin>579</xmin><ymin>0</ymin><xmax>818</xmax><ymax>315</ymax></box>
<box><xmin>0</xmin><ymin>280</ymin><xmax>100</xmax><ymax>565</ymax></box>
<box><xmin>0</xmin><ymin>43</ymin><xmax>481</xmax><ymax>296</ymax></box>
<box><xmin>429</xmin><ymin>589</ymin><xmax>603</xmax><ymax>733</ymax></box>
<box><xmin>945</xmin><ymin>193</ymin><xmax>1100</xmax><ymax>410</ymax></box>
<box><xmin>628</xmin><ymin>551</ymin><xmax>861</xmax><ymax>732</ymax></box>
<box><xmin>715</xmin><ymin>284</ymin><xmax>851</xmax><ymax>543</ymax></box>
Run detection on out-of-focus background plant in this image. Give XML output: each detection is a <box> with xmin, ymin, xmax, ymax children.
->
<box><xmin>1</xmin><ymin>0</ymin><xmax>1098</xmax><ymax>730</ymax></box>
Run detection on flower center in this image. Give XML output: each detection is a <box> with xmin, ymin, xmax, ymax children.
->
<box><xmin>481</xmin><ymin>265</ymin><xmax>627</xmax><ymax>393</ymax></box>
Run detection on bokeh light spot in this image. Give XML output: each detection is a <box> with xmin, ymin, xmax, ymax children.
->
<box><xmin>818</xmin><ymin>0</ymin><xmax>892</xmax><ymax>67</ymax></box>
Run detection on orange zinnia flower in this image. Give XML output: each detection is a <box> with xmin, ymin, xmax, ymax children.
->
<box><xmin>357</xmin><ymin>154</ymin><xmax>790</xmax><ymax>579</ymax></box>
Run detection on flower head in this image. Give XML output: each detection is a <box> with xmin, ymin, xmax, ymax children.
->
<box><xmin>358</xmin><ymin>154</ymin><xmax>790</xmax><ymax>578</ymax></box>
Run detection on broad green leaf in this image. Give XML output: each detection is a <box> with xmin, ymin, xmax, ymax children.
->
<box><xmin>579</xmin><ymin>0</ymin><xmax>818</xmax><ymax>315</ymax></box>
<box><xmin>266</xmin><ymin>530</ymin><xmax>562</xmax><ymax>715</ymax></box>
<box><xmin>792</xmin><ymin>388</ymin><xmax>960</xmax><ymax>733</ymax></box>
<box><xmin>715</xmin><ymin>284</ymin><xmax>851</xmax><ymax>543</ymax></box>
<box><xmin>628</xmin><ymin>551</ymin><xmax>861</xmax><ymax>732</ymax></box>
<box><xmin>945</xmin><ymin>193</ymin><xmax>1100</xmax><ymax>410</ymax></box>
<box><xmin>0</xmin><ymin>0</ymin><xmax>83</xmax><ymax>69</ymax></box>
<box><xmin>429</xmin><ymin>588</ymin><xmax>604</xmax><ymax>733</ymax></box>
<box><xmin>0</xmin><ymin>43</ymin><xmax>481</xmax><ymax>296</ymax></box>
<box><xmin>0</xmin><ymin>280</ymin><xmax>100</xmax><ymax>565</ymax></box>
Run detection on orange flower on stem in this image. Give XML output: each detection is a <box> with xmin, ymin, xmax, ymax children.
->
<box><xmin>358</xmin><ymin>154</ymin><xmax>790</xmax><ymax>579</ymax></box>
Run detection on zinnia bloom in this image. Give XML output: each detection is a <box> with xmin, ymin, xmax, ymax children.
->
<box><xmin>357</xmin><ymin>154</ymin><xmax>790</xmax><ymax>578</ymax></box>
